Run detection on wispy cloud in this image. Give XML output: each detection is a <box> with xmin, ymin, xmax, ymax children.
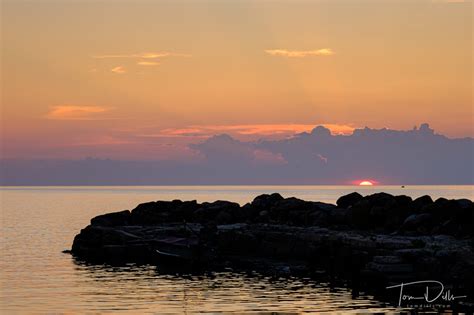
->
<box><xmin>265</xmin><ymin>48</ymin><xmax>334</xmax><ymax>58</ymax></box>
<box><xmin>45</xmin><ymin>105</ymin><xmax>114</xmax><ymax>120</ymax></box>
<box><xmin>93</xmin><ymin>52</ymin><xmax>191</xmax><ymax>59</ymax></box>
<box><xmin>137</xmin><ymin>61</ymin><xmax>160</xmax><ymax>66</ymax></box>
<box><xmin>111</xmin><ymin>66</ymin><xmax>126</xmax><ymax>74</ymax></box>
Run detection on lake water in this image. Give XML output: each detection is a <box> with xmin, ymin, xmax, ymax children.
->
<box><xmin>1</xmin><ymin>185</ymin><xmax>473</xmax><ymax>313</ymax></box>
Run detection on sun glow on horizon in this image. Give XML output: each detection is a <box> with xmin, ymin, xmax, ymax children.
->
<box><xmin>359</xmin><ymin>180</ymin><xmax>374</xmax><ymax>186</ymax></box>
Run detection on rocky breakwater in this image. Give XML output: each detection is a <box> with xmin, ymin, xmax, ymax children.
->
<box><xmin>70</xmin><ymin>192</ymin><xmax>474</xmax><ymax>305</ymax></box>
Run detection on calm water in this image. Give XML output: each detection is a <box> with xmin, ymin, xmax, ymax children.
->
<box><xmin>1</xmin><ymin>185</ymin><xmax>473</xmax><ymax>313</ymax></box>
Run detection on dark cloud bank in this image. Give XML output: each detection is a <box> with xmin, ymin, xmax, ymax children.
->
<box><xmin>1</xmin><ymin>124</ymin><xmax>473</xmax><ymax>185</ymax></box>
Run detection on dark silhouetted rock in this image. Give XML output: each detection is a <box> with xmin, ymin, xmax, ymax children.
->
<box><xmin>131</xmin><ymin>200</ymin><xmax>199</xmax><ymax>225</ymax></box>
<box><xmin>91</xmin><ymin>210</ymin><xmax>130</xmax><ymax>226</ymax></box>
<box><xmin>70</xmin><ymin>193</ymin><xmax>474</xmax><ymax>301</ymax></box>
<box><xmin>365</xmin><ymin>192</ymin><xmax>396</xmax><ymax>208</ymax></box>
<box><xmin>394</xmin><ymin>195</ymin><xmax>413</xmax><ymax>206</ymax></box>
<box><xmin>412</xmin><ymin>195</ymin><xmax>433</xmax><ymax>212</ymax></box>
<box><xmin>327</xmin><ymin>208</ymin><xmax>350</xmax><ymax>225</ymax></box>
<box><xmin>350</xmin><ymin>199</ymin><xmax>372</xmax><ymax>229</ymax></box>
<box><xmin>313</xmin><ymin>201</ymin><xmax>337</xmax><ymax>211</ymax></box>
<box><xmin>215</xmin><ymin>211</ymin><xmax>233</xmax><ymax>224</ymax></box>
<box><xmin>193</xmin><ymin>200</ymin><xmax>239</xmax><ymax>223</ymax></box>
<box><xmin>402</xmin><ymin>213</ymin><xmax>433</xmax><ymax>231</ymax></box>
<box><xmin>309</xmin><ymin>210</ymin><xmax>330</xmax><ymax>226</ymax></box>
<box><xmin>273</xmin><ymin>197</ymin><xmax>311</xmax><ymax>211</ymax></box>
<box><xmin>251</xmin><ymin>193</ymin><xmax>284</xmax><ymax>209</ymax></box>
<box><xmin>456</xmin><ymin>198</ymin><xmax>473</xmax><ymax>209</ymax></box>
<box><xmin>337</xmin><ymin>192</ymin><xmax>363</xmax><ymax>208</ymax></box>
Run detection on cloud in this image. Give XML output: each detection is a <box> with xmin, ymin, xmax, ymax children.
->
<box><xmin>111</xmin><ymin>66</ymin><xmax>126</xmax><ymax>74</ymax></box>
<box><xmin>45</xmin><ymin>105</ymin><xmax>113</xmax><ymax>120</ymax></box>
<box><xmin>265</xmin><ymin>48</ymin><xmax>334</xmax><ymax>57</ymax></box>
<box><xmin>66</xmin><ymin>135</ymin><xmax>134</xmax><ymax>146</ymax></box>
<box><xmin>148</xmin><ymin>124</ymin><xmax>355</xmax><ymax>140</ymax></box>
<box><xmin>137</xmin><ymin>61</ymin><xmax>160</xmax><ymax>66</ymax></box>
<box><xmin>253</xmin><ymin>149</ymin><xmax>288</xmax><ymax>165</ymax></box>
<box><xmin>93</xmin><ymin>52</ymin><xmax>191</xmax><ymax>59</ymax></box>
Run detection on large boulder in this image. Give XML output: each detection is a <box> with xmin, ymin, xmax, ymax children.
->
<box><xmin>71</xmin><ymin>225</ymin><xmax>149</xmax><ymax>262</ymax></box>
<box><xmin>237</xmin><ymin>203</ymin><xmax>260</xmax><ymax>222</ymax></box>
<box><xmin>269</xmin><ymin>197</ymin><xmax>316</xmax><ymax>224</ymax></box>
<box><xmin>455</xmin><ymin>198</ymin><xmax>473</xmax><ymax>209</ymax></box>
<box><xmin>412</xmin><ymin>195</ymin><xmax>433</xmax><ymax>212</ymax></box>
<box><xmin>401</xmin><ymin>213</ymin><xmax>433</xmax><ymax>232</ymax></box>
<box><xmin>71</xmin><ymin>225</ymin><xmax>141</xmax><ymax>254</ymax></box>
<box><xmin>336</xmin><ymin>192</ymin><xmax>363</xmax><ymax>208</ymax></box>
<box><xmin>273</xmin><ymin>197</ymin><xmax>313</xmax><ymax>211</ymax></box>
<box><xmin>349</xmin><ymin>199</ymin><xmax>372</xmax><ymax>229</ymax></box>
<box><xmin>131</xmin><ymin>200</ymin><xmax>198</xmax><ymax>225</ymax></box>
<box><xmin>91</xmin><ymin>210</ymin><xmax>131</xmax><ymax>226</ymax></box>
<box><xmin>394</xmin><ymin>195</ymin><xmax>413</xmax><ymax>207</ymax></box>
<box><xmin>309</xmin><ymin>210</ymin><xmax>330</xmax><ymax>226</ymax></box>
<box><xmin>251</xmin><ymin>193</ymin><xmax>284</xmax><ymax>209</ymax></box>
<box><xmin>215</xmin><ymin>211</ymin><xmax>233</xmax><ymax>224</ymax></box>
<box><xmin>193</xmin><ymin>200</ymin><xmax>240</xmax><ymax>223</ymax></box>
<box><xmin>365</xmin><ymin>192</ymin><xmax>396</xmax><ymax>208</ymax></box>
<box><xmin>326</xmin><ymin>208</ymin><xmax>351</xmax><ymax>226</ymax></box>
<box><xmin>369</xmin><ymin>195</ymin><xmax>412</xmax><ymax>230</ymax></box>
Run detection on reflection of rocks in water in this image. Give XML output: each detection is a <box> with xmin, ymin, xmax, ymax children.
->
<box><xmin>69</xmin><ymin>192</ymin><xmax>474</xmax><ymax>309</ymax></box>
<box><xmin>68</xmin><ymin>263</ymin><xmax>397</xmax><ymax>313</ymax></box>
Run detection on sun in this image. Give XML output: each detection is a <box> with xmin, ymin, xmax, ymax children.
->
<box><xmin>359</xmin><ymin>180</ymin><xmax>374</xmax><ymax>186</ymax></box>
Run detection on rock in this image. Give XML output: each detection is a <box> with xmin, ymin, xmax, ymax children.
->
<box><xmin>215</xmin><ymin>211</ymin><xmax>233</xmax><ymax>224</ymax></box>
<box><xmin>327</xmin><ymin>208</ymin><xmax>350</xmax><ymax>225</ymax></box>
<box><xmin>366</xmin><ymin>262</ymin><xmax>413</xmax><ymax>273</ymax></box>
<box><xmin>273</xmin><ymin>197</ymin><xmax>313</xmax><ymax>211</ymax></box>
<box><xmin>350</xmin><ymin>199</ymin><xmax>371</xmax><ymax>229</ymax></box>
<box><xmin>70</xmin><ymin>192</ymin><xmax>474</xmax><ymax>300</ymax></box>
<box><xmin>456</xmin><ymin>198</ymin><xmax>473</xmax><ymax>209</ymax></box>
<box><xmin>131</xmin><ymin>200</ymin><xmax>198</xmax><ymax>225</ymax></box>
<box><xmin>412</xmin><ymin>195</ymin><xmax>433</xmax><ymax>212</ymax></box>
<box><xmin>401</xmin><ymin>213</ymin><xmax>433</xmax><ymax>231</ymax></box>
<box><xmin>395</xmin><ymin>248</ymin><xmax>431</xmax><ymax>261</ymax></box>
<box><xmin>287</xmin><ymin>209</ymin><xmax>313</xmax><ymax>226</ymax></box>
<box><xmin>267</xmin><ymin>197</ymin><xmax>315</xmax><ymax>224</ymax></box>
<box><xmin>337</xmin><ymin>192</ymin><xmax>363</xmax><ymax>208</ymax></box>
<box><xmin>257</xmin><ymin>210</ymin><xmax>270</xmax><ymax>223</ymax></box>
<box><xmin>394</xmin><ymin>195</ymin><xmax>413</xmax><ymax>207</ymax></box>
<box><xmin>72</xmin><ymin>225</ymin><xmax>141</xmax><ymax>256</ymax></box>
<box><xmin>91</xmin><ymin>210</ymin><xmax>131</xmax><ymax>226</ymax></box>
<box><xmin>193</xmin><ymin>200</ymin><xmax>240</xmax><ymax>223</ymax></box>
<box><xmin>313</xmin><ymin>202</ymin><xmax>337</xmax><ymax>211</ymax></box>
<box><xmin>365</xmin><ymin>192</ymin><xmax>396</xmax><ymax>208</ymax></box>
<box><xmin>237</xmin><ymin>203</ymin><xmax>259</xmax><ymax>222</ymax></box>
<box><xmin>251</xmin><ymin>193</ymin><xmax>284</xmax><ymax>209</ymax></box>
<box><xmin>309</xmin><ymin>210</ymin><xmax>330</xmax><ymax>226</ymax></box>
<box><xmin>434</xmin><ymin>197</ymin><xmax>449</xmax><ymax>205</ymax></box>
<box><xmin>373</xmin><ymin>255</ymin><xmax>403</xmax><ymax>264</ymax></box>
<box><xmin>385</xmin><ymin>207</ymin><xmax>411</xmax><ymax>231</ymax></box>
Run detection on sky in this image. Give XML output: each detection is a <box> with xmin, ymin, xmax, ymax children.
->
<box><xmin>1</xmin><ymin>0</ymin><xmax>472</xmax><ymax>161</ymax></box>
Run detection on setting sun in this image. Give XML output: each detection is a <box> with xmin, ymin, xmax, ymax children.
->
<box><xmin>359</xmin><ymin>181</ymin><xmax>374</xmax><ymax>186</ymax></box>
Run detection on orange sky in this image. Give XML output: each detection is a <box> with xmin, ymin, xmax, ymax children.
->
<box><xmin>1</xmin><ymin>0</ymin><xmax>472</xmax><ymax>160</ymax></box>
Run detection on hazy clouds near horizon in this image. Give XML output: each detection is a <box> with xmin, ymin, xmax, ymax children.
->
<box><xmin>1</xmin><ymin>124</ymin><xmax>473</xmax><ymax>185</ymax></box>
